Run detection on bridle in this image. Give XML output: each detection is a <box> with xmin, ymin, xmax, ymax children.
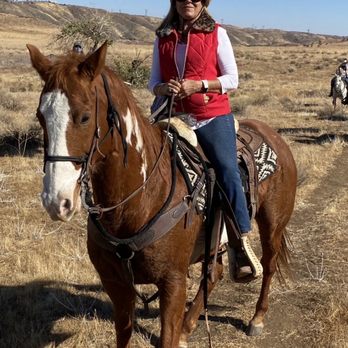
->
<box><xmin>43</xmin><ymin>73</ymin><xmax>175</xmax><ymax>217</ymax></box>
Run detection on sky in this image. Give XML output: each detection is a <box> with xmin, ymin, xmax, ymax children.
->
<box><xmin>55</xmin><ymin>0</ymin><xmax>348</xmax><ymax>36</ymax></box>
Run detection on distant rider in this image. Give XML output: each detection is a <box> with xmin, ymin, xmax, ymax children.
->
<box><xmin>329</xmin><ymin>58</ymin><xmax>348</xmax><ymax>97</ymax></box>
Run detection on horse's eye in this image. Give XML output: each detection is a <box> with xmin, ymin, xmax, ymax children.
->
<box><xmin>80</xmin><ymin>113</ymin><xmax>90</xmax><ymax>124</ymax></box>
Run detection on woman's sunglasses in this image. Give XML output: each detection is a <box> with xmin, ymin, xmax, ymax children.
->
<box><xmin>176</xmin><ymin>0</ymin><xmax>201</xmax><ymax>3</ymax></box>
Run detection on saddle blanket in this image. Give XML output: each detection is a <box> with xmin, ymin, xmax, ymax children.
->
<box><xmin>254</xmin><ymin>142</ymin><xmax>278</xmax><ymax>182</ymax></box>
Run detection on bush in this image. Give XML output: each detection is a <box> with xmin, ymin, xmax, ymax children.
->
<box><xmin>239</xmin><ymin>72</ymin><xmax>254</xmax><ymax>81</ymax></box>
<box><xmin>54</xmin><ymin>12</ymin><xmax>115</xmax><ymax>52</ymax></box>
<box><xmin>111</xmin><ymin>55</ymin><xmax>150</xmax><ymax>88</ymax></box>
<box><xmin>0</xmin><ymin>90</ymin><xmax>24</xmax><ymax>112</ymax></box>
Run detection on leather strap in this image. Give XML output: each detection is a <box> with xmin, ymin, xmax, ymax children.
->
<box><xmin>88</xmin><ymin>199</ymin><xmax>190</xmax><ymax>253</ymax></box>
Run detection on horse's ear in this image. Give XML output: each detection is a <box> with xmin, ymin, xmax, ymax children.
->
<box><xmin>78</xmin><ymin>41</ymin><xmax>107</xmax><ymax>80</ymax></box>
<box><xmin>27</xmin><ymin>44</ymin><xmax>52</xmax><ymax>82</ymax></box>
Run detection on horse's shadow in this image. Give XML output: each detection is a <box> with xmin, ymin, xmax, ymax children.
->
<box><xmin>0</xmin><ymin>280</ymin><xmax>247</xmax><ymax>347</ymax></box>
<box><xmin>0</xmin><ymin>280</ymin><xmax>112</xmax><ymax>347</ymax></box>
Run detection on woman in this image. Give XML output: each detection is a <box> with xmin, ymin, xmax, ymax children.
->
<box><xmin>148</xmin><ymin>0</ymin><xmax>262</xmax><ymax>281</ymax></box>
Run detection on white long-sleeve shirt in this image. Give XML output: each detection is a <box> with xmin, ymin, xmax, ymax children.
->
<box><xmin>148</xmin><ymin>26</ymin><xmax>239</xmax><ymax>94</ymax></box>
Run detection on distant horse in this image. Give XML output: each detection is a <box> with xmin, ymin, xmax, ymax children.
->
<box><xmin>27</xmin><ymin>42</ymin><xmax>297</xmax><ymax>347</ymax></box>
<box><xmin>331</xmin><ymin>74</ymin><xmax>348</xmax><ymax>109</ymax></box>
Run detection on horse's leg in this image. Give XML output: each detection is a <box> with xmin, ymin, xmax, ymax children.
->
<box><xmin>179</xmin><ymin>257</ymin><xmax>224</xmax><ymax>347</ymax></box>
<box><xmin>87</xmin><ymin>240</ymin><xmax>136</xmax><ymax>347</ymax></box>
<box><xmin>157</xmin><ymin>272</ymin><xmax>188</xmax><ymax>347</ymax></box>
<box><xmin>247</xmin><ymin>212</ymin><xmax>287</xmax><ymax>336</ymax></box>
<box><xmin>102</xmin><ymin>279</ymin><xmax>136</xmax><ymax>348</ymax></box>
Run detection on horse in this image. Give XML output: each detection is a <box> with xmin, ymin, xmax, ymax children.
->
<box><xmin>27</xmin><ymin>42</ymin><xmax>297</xmax><ymax>347</ymax></box>
<box><xmin>331</xmin><ymin>74</ymin><xmax>348</xmax><ymax>109</ymax></box>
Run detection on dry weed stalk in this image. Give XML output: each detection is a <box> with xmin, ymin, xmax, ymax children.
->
<box><xmin>305</xmin><ymin>253</ymin><xmax>326</xmax><ymax>282</ymax></box>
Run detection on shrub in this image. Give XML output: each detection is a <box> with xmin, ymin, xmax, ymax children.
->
<box><xmin>111</xmin><ymin>54</ymin><xmax>150</xmax><ymax>88</ymax></box>
<box><xmin>54</xmin><ymin>12</ymin><xmax>115</xmax><ymax>52</ymax></box>
<box><xmin>239</xmin><ymin>72</ymin><xmax>254</xmax><ymax>81</ymax></box>
<box><xmin>0</xmin><ymin>90</ymin><xmax>24</xmax><ymax>112</ymax></box>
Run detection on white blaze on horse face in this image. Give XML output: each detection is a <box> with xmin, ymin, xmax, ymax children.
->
<box><xmin>39</xmin><ymin>90</ymin><xmax>81</xmax><ymax>221</ymax></box>
<box><xmin>123</xmin><ymin>108</ymin><xmax>147</xmax><ymax>181</ymax></box>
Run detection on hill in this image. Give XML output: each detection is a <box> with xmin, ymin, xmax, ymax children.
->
<box><xmin>0</xmin><ymin>0</ymin><xmax>346</xmax><ymax>46</ymax></box>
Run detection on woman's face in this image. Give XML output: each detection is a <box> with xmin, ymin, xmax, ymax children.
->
<box><xmin>176</xmin><ymin>0</ymin><xmax>203</xmax><ymax>22</ymax></box>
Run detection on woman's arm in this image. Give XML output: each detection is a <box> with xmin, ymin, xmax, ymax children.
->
<box><xmin>148</xmin><ymin>37</ymin><xmax>181</xmax><ymax>96</ymax></box>
<box><xmin>148</xmin><ymin>37</ymin><xmax>162</xmax><ymax>94</ymax></box>
<box><xmin>216</xmin><ymin>26</ymin><xmax>239</xmax><ymax>94</ymax></box>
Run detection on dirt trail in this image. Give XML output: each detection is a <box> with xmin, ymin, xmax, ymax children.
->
<box><xmin>186</xmin><ymin>146</ymin><xmax>348</xmax><ymax>348</ymax></box>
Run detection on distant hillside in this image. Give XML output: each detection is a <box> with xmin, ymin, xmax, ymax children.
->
<box><xmin>0</xmin><ymin>0</ymin><xmax>346</xmax><ymax>46</ymax></box>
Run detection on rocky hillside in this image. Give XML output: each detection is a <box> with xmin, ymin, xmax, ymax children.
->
<box><xmin>0</xmin><ymin>0</ymin><xmax>345</xmax><ymax>46</ymax></box>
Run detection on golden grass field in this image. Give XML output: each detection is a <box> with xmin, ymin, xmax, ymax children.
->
<box><xmin>0</xmin><ymin>15</ymin><xmax>347</xmax><ymax>348</ymax></box>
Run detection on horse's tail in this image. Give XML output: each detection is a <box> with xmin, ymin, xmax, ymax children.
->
<box><xmin>276</xmin><ymin>227</ymin><xmax>293</xmax><ymax>283</ymax></box>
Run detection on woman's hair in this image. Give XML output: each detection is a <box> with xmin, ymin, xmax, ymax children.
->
<box><xmin>157</xmin><ymin>0</ymin><xmax>211</xmax><ymax>32</ymax></box>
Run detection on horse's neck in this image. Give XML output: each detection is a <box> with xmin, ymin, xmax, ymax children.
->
<box><xmin>92</xmin><ymin>79</ymin><xmax>171</xmax><ymax>234</ymax></box>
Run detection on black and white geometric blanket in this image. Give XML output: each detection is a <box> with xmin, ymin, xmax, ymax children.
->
<box><xmin>254</xmin><ymin>142</ymin><xmax>278</xmax><ymax>182</ymax></box>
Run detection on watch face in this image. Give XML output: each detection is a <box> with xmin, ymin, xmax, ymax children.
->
<box><xmin>202</xmin><ymin>80</ymin><xmax>208</xmax><ymax>92</ymax></box>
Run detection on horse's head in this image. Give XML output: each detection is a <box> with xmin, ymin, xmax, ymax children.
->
<box><xmin>27</xmin><ymin>43</ymin><xmax>108</xmax><ymax>221</ymax></box>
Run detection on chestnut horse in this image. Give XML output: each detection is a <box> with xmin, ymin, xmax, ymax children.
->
<box><xmin>27</xmin><ymin>42</ymin><xmax>297</xmax><ymax>347</ymax></box>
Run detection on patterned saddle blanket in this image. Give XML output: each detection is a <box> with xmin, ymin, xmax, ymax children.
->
<box><xmin>163</xmin><ymin>120</ymin><xmax>278</xmax><ymax>220</ymax></box>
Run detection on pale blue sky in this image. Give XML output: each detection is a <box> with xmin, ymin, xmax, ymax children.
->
<box><xmin>55</xmin><ymin>0</ymin><xmax>348</xmax><ymax>36</ymax></box>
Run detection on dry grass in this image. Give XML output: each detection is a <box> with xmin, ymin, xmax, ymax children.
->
<box><xmin>0</xmin><ymin>14</ymin><xmax>347</xmax><ymax>348</ymax></box>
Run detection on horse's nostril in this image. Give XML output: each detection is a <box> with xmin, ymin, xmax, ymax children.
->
<box><xmin>60</xmin><ymin>199</ymin><xmax>72</xmax><ymax>215</ymax></box>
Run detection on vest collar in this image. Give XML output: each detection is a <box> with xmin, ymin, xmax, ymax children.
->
<box><xmin>157</xmin><ymin>8</ymin><xmax>216</xmax><ymax>38</ymax></box>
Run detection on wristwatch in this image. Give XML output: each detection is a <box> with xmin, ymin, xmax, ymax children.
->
<box><xmin>201</xmin><ymin>80</ymin><xmax>209</xmax><ymax>93</ymax></box>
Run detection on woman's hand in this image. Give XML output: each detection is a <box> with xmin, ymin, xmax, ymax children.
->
<box><xmin>178</xmin><ymin>79</ymin><xmax>202</xmax><ymax>99</ymax></box>
<box><xmin>155</xmin><ymin>79</ymin><xmax>181</xmax><ymax>96</ymax></box>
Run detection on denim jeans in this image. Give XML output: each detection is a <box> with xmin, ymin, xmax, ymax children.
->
<box><xmin>195</xmin><ymin>114</ymin><xmax>251</xmax><ymax>233</ymax></box>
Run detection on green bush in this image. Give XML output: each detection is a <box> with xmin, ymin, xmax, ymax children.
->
<box><xmin>111</xmin><ymin>56</ymin><xmax>150</xmax><ymax>88</ymax></box>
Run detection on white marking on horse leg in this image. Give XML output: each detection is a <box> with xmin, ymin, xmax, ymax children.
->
<box><xmin>39</xmin><ymin>90</ymin><xmax>81</xmax><ymax>220</ymax></box>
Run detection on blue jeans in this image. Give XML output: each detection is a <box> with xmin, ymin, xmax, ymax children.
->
<box><xmin>195</xmin><ymin>114</ymin><xmax>251</xmax><ymax>233</ymax></box>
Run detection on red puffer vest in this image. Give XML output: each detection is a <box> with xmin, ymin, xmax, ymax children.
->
<box><xmin>157</xmin><ymin>12</ymin><xmax>231</xmax><ymax>120</ymax></box>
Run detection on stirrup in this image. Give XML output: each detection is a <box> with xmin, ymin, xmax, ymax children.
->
<box><xmin>241</xmin><ymin>235</ymin><xmax>263</xmax><ymax>277</ymax></box>
<box><xmin>227</xmin><ymin>235</ymin><xmax>263</xmax><ymax>283</ymax></box>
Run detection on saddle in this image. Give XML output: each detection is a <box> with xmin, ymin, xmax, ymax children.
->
<box><xmin>159</xmin><ymin>118</ymin><xmax>264</xmax><ymax>222</ymax></box>
<box><xmin>236</xmin><ymin>126</ymin><xmax>264</xmax><ymax>219</ymax></box>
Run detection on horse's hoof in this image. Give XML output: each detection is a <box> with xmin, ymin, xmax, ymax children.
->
<box><xmin>246</xmin><ymin>322</ymin><xmax>264</xmax><ymax>336</ymax></box>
